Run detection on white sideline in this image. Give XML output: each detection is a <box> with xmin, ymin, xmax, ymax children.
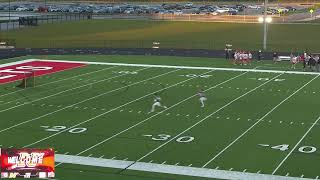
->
<box><xmin>55</xmin><ymin>154</ymin><xmax>312</xmax><ymax>180</ymax></box>
<box><xmin>33</xmin><ymin>59</ymin><xmax>320</xmax><ymax>75</ymax></box>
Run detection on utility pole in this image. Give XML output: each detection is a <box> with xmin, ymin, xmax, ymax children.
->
<box><xmin>263</xmin><ymin>0</ymin><xmax>268</xmax><ymax>50</ymax></box>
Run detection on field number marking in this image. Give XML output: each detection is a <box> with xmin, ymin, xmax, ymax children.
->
<box><xmin>250</xmin><ymin>78</ymin><xmax>285</xmax><ymax>82</ymax></box>
<box><xmin>41</xmin><ymin>125</ymin><xmax>87</xmax><ymax>134</ymax></box>
<box><xmin>114</xmin><ymin>71</ymin><xmax>138</xmax><ymax>75</ymax></box>
<box><xmin>180</xmin><ymin>74</ymin><xmax>212</xmax><ymax>78</ymax></box>
<box><xmin>259</xmin><ymin>144</ymin><xmax>317</xmax><ymax>154</ymax></box>
<box><xmin>143</xmin><ymin>134</ymin><xmax>194</xmax><ymax>143</ymax></box>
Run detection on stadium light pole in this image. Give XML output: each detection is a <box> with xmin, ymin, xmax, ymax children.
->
<box><xmin>263</xmin><ymin>0</ymin><xmax>268</xmax><ymax>50</ymax></box>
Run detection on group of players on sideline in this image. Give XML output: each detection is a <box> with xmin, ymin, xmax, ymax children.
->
<box><xmin>149</xmin><ymin>90</ymin><xmax>207</xmax><ymax>113</ymax></box>
<box><xmin>225</xmin><ymin>49</ymin><xmax>320</xmax><ymax>71</ymax></box>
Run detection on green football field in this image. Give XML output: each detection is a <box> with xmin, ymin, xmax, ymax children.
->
<box><xmin>1</xmin><ymin>55</ymin><xmax>320</xmax><ymax>180</ymax></box>
<box><xmin>1</xmin><ymin>19</ymin><xmax>320</xmax><ymax>51</ymax></box>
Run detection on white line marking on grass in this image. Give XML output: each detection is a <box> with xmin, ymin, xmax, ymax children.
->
<box><xmin>272</xmin><ymin>115</ymin><xmax>320</xmax><ymax>175</ymax></box>
<box><xmin>9</xmin><ymin>145</ymin><xmax>13</xmax><ymax>148</ymax></box>
<box><xmin>0</xmin><ymin>68</ymin><xmax>179</xmax><ymax>134</ymax></box>
<box><xmin>229</xmin><ymin>168</ymin><xmax>233</xmax><ymax>171</ymax></box>
<box><xmin>123</xmin><ymin>158</ymin><xmax>128</xmax><ymax>161</ymax></box>
<box><xmin>286</xmin><ymin>173</ymin><xmax>290</xmax><ymax>176</ymax></box>
<box><xmin>316</xmin><ymin>176</ymin><xmax>319</xmax><ymax>179</ymax></box>
<box><xmin>243</xmin><ymin>169</ymin><xmax>247</xmax><ymax>172</ymax></box>
<box><xmin>38</xmin><ymin>59</ymin><xmax>320</xmax><ymax>75</ymax></box>
<box><xmin>111</xmin><ymin>157</ymin><xmax>116</xmax><ymax>160</ymax></box>
<box><xmin>258</xmin><ymin>144</ymin><xmax>270</xmax><ymax>147</ymax></box>
<box><xmin>174</xmin><ymin>162</ymin><xmax>179</xmax><ymax>166</ymax></box>
<box><xmin>203</xmin><ymin>74</ymin><xmax>320</xmax><ymax>168</ymax></box>
<box><xmin>301</xmin><ymin>175</ymin><xmax>304</xmax><ymax>178</ymax></box>
<box><xmin>188</xmin><ymin>164</ymin><xmax>192</xmax><ymax>167</ymax></box>
<box><xmin>26</xmin><ymin>70</ymin><xmax>218</xmax><ymax>149</ymax></box>
<box><xmin>99</xmin><ymin>155</ymin><xmax>104</xmax><ymax>158</ymax></box>
<box><xmin>88</xmin><ymin>154</ymin><xmax>93</xmax><ymax>157</ymax></box>
<box><xmin>161</xmin><ymin>161</ymin><xmax>166</xmax><ymax>164</ymax></box>
<box><xmin>0</xmin><ymin>65</ymin><xmax>116</xmax><ymax>98</ymax></box>
<box><xmin>64</xmin><ymin>152</ymin><xmax>69</xmax><ymax>155</ymax></box>
<box><xmin>149</xmin><ymin>160</ymin><xmax>153</xmax><ymax>163</ymax></box>
<box><xmin>53</xmin><ymin>71</ymin><xmax>249</xmax><ymax>163</ymax></box>
<box><xmin>215</xmin><ymin>166</ymin><xmax>219</xmax><ymax>170</ymax></box>
<box><xmin>0</xmin><ymin>67</ymin><xmax>149</xmax><ymax>113</ymax></box>
<box><xmin>257</xmin><ymin>170</ymin><xmax>261</xmax><ymax>174</ymax></box>
<box><xmin>143</xmin><ymin>135</ymin><xmax>152</xmax><ymax>137</ymax></box>
<box><xmin>123</xmin><ymin>74</ymin><xmax>283</xmax><ymax>170</ymax></box>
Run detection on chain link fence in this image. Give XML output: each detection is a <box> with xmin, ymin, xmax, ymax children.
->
<box><xmin>0</xmin><ymin>13</ymin><xmax>92</xmax><ymax>31</ymax></box>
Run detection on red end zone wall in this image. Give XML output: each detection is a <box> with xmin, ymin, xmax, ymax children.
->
<box><xmin>0</xmin><ymin>61</ymin><xmax>86</xmax><ymax>84</ymax></box>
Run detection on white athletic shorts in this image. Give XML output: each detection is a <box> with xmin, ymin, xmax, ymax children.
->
<box><xmin>200</xmin><ymin>97</ymin><xmax>207</xmax><ymax>101</ymax></box>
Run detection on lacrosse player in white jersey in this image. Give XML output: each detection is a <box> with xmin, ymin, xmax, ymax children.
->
<box><xmin>149</xmin><ymin>93</ymin><xmax>167</xmax><ymax>113</ymax></box>
<box><xmin>198</xmin><ymin>89</ymin><xmax>207</xmax><ymax>108</ymax></box>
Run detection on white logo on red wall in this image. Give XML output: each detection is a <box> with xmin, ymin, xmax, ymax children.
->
<box><xmin>0</xmin><ymin>61</ymin><xmax>86</xmax><ymax>84</ymax></box>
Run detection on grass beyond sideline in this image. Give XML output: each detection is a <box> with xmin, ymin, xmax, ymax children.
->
<box><xmin>1</xmin><ymin>19</ymin><xmax>320</xmax><ymax>52</ymax></box>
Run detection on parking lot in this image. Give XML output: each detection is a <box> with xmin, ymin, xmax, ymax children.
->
<box><xmin>0</xmin><ymin>2</ymin><xmax>309</xmax><ymax>16</ymax></box>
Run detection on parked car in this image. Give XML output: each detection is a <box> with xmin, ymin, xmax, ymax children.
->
<box><xmin>285</xmin><ymin>6</ymin><xmax>297</xmax><ymax>11</ymax></box>
<box><xmin>247</xmin><ymin>5</ymin><xmax>261</xmax><ymax>9</ymax></box>
<box><xmin>216</xmin><ymin>8</ymin><xmax>229</xmax><ymax>13</ymax></box>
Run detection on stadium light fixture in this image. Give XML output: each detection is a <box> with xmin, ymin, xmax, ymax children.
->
<box><xmin>266</xmin><ymin>17</ymin><xmax>272</xmax><ymax>23</ymax></box>
<box><xmin>258</xmin><ymin>16</ymin><xmax>272</xmax><ymax>23</ymax></box>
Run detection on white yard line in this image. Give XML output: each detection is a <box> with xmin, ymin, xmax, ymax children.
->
<box><xmin>0</xmin><ymin>68</ymin><xmax>179</xmax><ymax>134</ymax></box>
<box><xmin>23</xmin><ymin>70</ymin><xmax>217</xmax><ymax>148</ymax></box>
<box><xmin>0</xmin><ymin>67</ymin><xmax>150</xmax><ymax>113</ymax></box>
<box><xmin>35</xmin><ymin>59</ymin><xmax>320</xmax><ymax>75</ymax></box>
<box><xmin>55</xmin><ymin>154</ymin><xmax>312</xmax><ymax>180</ymax></box>
<box><xmin>0</xmin><ymin>65</ymin><xmax>116</xmax><ymax>98</ymax></box>
<box><xmin>202</xmin><ymin>74</ymin><xmax>320</xmax><ymax>168</ymax></box>
<box><xmin>272</xmin><ymin>115</ymin><xmax>320</xmax><ymax>175</ymax></box>
<box><xmin>53</xmin><ymin>71</ymin><xmax>248</xmax><ymax>166</ymax></box>
<box><xmin>126</xmin><ymin>74</ymin><xmax>283</xmax><ymax>168</ymax></box>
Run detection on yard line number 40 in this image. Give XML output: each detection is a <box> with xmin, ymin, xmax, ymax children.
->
<box><xmin>261</xmin><ymin>144</ymin><xmax>317</xmax><ymax>154</ymax></box>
